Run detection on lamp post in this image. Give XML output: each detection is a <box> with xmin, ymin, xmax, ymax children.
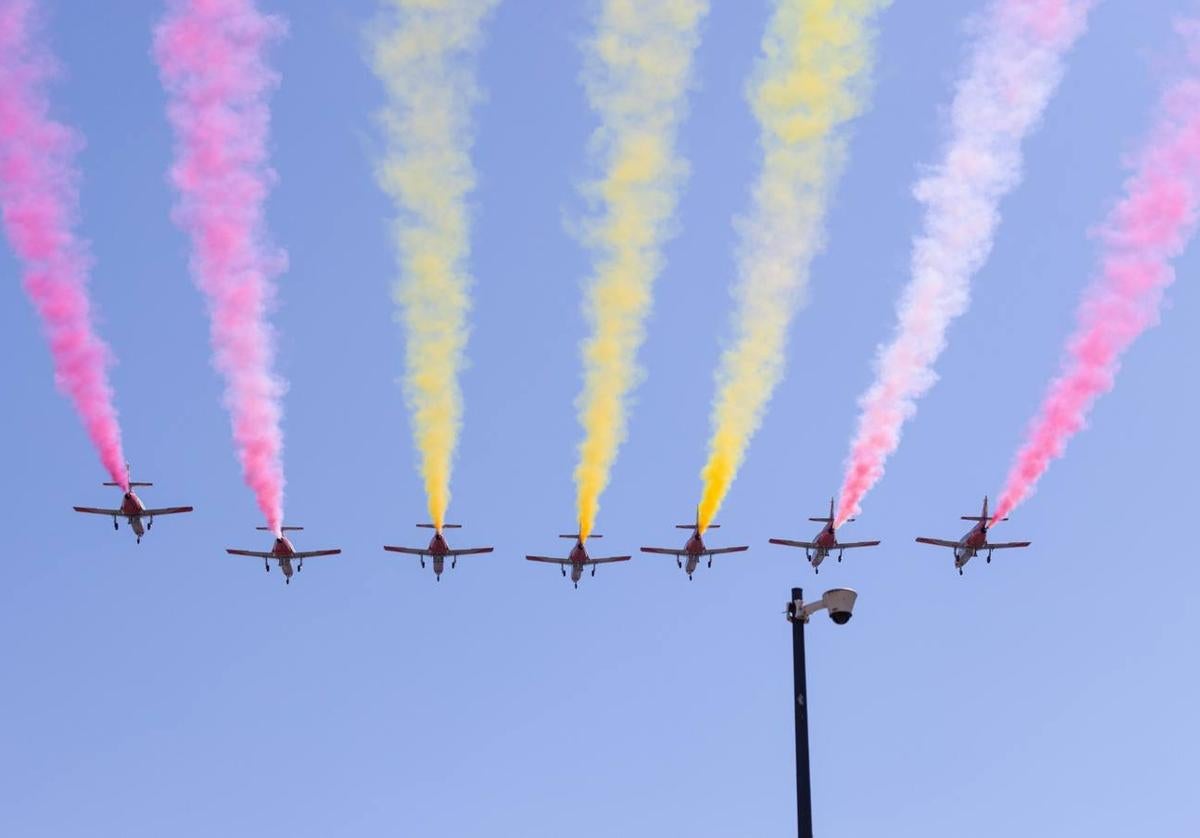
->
<box><xmin>785</xmin><ymin>586</ymin><xmax>857</xmax><ymax>838</ymax></box>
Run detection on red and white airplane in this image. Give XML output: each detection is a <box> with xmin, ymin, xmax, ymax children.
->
<box><xmin>383</xmin><ymin>524</ymin><xmax>494</xmax><ymax>580</ymax></box>
<box><xmin>73</xmin><ymin>468</ymin><xmax>193</xmax><ymax>544</ymax></box>
<box><xmin>915</xmin><ymin>496</ymin><xmax>1031</xmax><ymax>575</ymax></box>
<box><xmin>769</xmin><ymin>497</ymin><xmax>881</xmax><ymax>573</ymax></box>
<box><xmin>640</xmin><ymin>511</ymin><xmax>749</xmax><ymax>579</ymax></box>
<box><xmin>226</xmin><ymin>526</ymin><xmax>341</xmax><ymax>584</ymax></box>
<box><xmin>526</xmin><ymin>534</ymin><xmax>631</xmax><ymax>588</ymax></box>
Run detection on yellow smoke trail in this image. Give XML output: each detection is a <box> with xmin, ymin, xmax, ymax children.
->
<box><xmin>575</xmin><ymin>0</ymin><xmax>708</xmax><ymax>540</ymax></box>
<box><xmin>371</xmin><ymin>0</ymin><xmax>496</xmax><ymax>528</ymax></box>
<box><xmin>697</xmin><ymin>0</ymin><xmax>889</xmax><ymax>531</ymax></box>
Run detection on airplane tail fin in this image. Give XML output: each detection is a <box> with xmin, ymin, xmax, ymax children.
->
<box><xmin>809</xmin><ymin>497</ymin><xmax>848</xmax><ymax>524</ymax></box>
<box><xmin>258</xmin><ymin>526</ymin><xmax>304</xmax><ymax>532</ymax></box>
<box><xmin>106</xmin><ymin>481</ymin><xmax>152</xmax><ymax>488</ymax></box>
<box><xmin>962</xmin><ymin>496</ymin><xmax>1006</xmax><ymax>523</ymax></box>
<box><xmin>559</xmin><ymin>533</ymin><xmax>601</xmax><ymax>539</ymax></box>
<box><xmin>678</xmin><ymin>506</ymin><xmax>717</xmax><ymax>529</ymax></box>
<box><xmin>417</xmin><ymin>523</ymin><xmax>461</xmax><ymax>529</ymax></box>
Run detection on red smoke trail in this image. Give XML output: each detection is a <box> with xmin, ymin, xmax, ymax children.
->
<box><xmin>993</xmin><ymin>28</ymin><xmax>1200</xmax><ymax>522</ymax></box>
<box><xmin>0</xmin><ymin>0</ymin><xmax>128</xmax><ymax>490</ymax></box>
<box><xmin>835</xmin><ymin>0</ymin><xmax>1092</xmax><ymax>527</ymax></box>
<box><xmin>155</xmin><ymin>0</ymin><xmax>286</xmax><ymax>534</ymax></box>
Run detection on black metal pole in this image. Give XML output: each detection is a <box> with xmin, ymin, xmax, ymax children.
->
<box><xmin>791</xmin><ymin>586</ymin><xmax>813</xmax><ymax>838</ymax></box>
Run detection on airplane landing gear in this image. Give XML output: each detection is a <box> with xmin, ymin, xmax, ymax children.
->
<box><xmin>591</xmin><ymin>566</ymin><xmax>596</xmax><ymax>577</ymax></box>
<box><xmin>265</xmin><ymin>560</ymin><xmax>270</xmax><ymax>573</ymax></box>
<box><xmin>147</xmin><ymin>518</ymin><xmax>153</xmax><ymax>531</ymax></box>
<box><xmin>420</xmin><ymin>558</ymin><xmax>425</xmax><ymax>568</ymax></box>
<box><xmin>707</xmin><ymin>557</ymin><xmax>713</xmax><ymax>568</ymax></box>
<box><xmin>285</xmin><ymin>576</ymin><xmax>290</xmax><ymax>585</ymax></box>
<box><xmin>113</xmin><ymin>518</ymin><xmax>119</xmax><ymax>531</ymax></box>
<box><xmin>958</xmin><ymin>568</ymin><xmax>964</xmax><ymax>576</ymax></box>
<box><xmin>573</xmin><ymin>581</ymin><xmax>578</xmax><ymax>589</ymax></box>
<box><xmin>451</xmin><ymin>558</ymin><xmax>457</xmax><ymax>570</ymax></box>
<box><xmin>676</xmin><ymin>558</ymin><xmax>682</xmax><ymax>569</ymax></box>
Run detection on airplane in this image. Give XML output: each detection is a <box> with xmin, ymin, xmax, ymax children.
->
<box><xmin>640</xmin><ymin>510</ymin><xmax>749</xmax><ymax>579</ymax></box>
<box><xmin>768</xmin><ymin>497</ymin><xmax>881</xmax><ymax>573</ymax></box>
<box><xmin>383</xmin><ymin>524</ymin><xmax>494</xmax><ymax>580</ymax></box>
<box><xmin>526</xmin><ymin>533</ymin><xmax>631</xmax><ymax>588</ymax></box>
<box><xmin>226</xmin><ymin>526</ymin><xmax>341</xmax><ymax>584</ymax></box>
<box><xmin>915</xmin><ymin>496</ymin><xmax>1031</xmax><ymax>575</ymax></box>
<box><xmin>73</xmin><ymin>466</ymin><xmax>193</xmax><ymax>544</ymax></box>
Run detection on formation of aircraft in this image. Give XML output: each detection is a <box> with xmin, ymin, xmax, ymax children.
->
<box><xmin>915</xmin><ymin>496</ymin><xmax>1031</xmax><ymax>574</ymax></box>
<box><xmin>525</xmin><ymin>534</ymin><xmax>631</xmax><ymax>588</ymax></box>
<box><xmin>384</xmin><ymin>524</ymin><xmax>494</xmax><ymax>580</ymax></box>
<box><xmin>640</xmin><ymin>510</ymin><xmax>749</xmax><ymax>579</ymax></box>
<box><xmin>73</xmin><ymin>466</ymin><xmax>193</xmax><ymax>544</ymax></box>
<box><xmin>768</xmin><ymin>498</ymin><xmax>881</xmax><ymax>573</ymax></box>
<box><xmin>70</xmin><ymin>469</ymin><xmax>1033</xmax><ymax>584</ymax></box>
<box><xmin>226</xmin><ymin>526</ymin><xmax>342</xmax><ymax>584</ymax></box>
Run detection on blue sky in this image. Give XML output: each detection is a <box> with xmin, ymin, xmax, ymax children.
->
<box><xmin>2</xmin><ymin>1</ymin><xmax>1198</xmax><ymax>835</ymax></box>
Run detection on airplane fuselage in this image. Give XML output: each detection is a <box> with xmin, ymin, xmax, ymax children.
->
<box><xmin>118</xmin><ymin>492</ymin><xmax>148</xmax><ymax>539</ymax></box>
<box><xmin>954</xmin><ymin>524</ymin><xmax>989</xmax><ymax>568</ymax></box>
<box><xmin>682</xmin><ymin>532</ymin><xmax>707</xmax><ymax>576</ymax></box>
<box><xmin>808</xmin><ymin>525</ymin><xmax>839</xmax><ymax>568</ymax></box>
<box><xmin>566</xmin><ymin>541</ymin><xmax>589</xmax><ymax>585</ymax></box>
<box><xmin>427</xmin><ymin>532</ymin><xmax>450</xmax><ymax>578</ymax></box>
<box><xmin>269</xmin><ymin>536</ymin><xmax>299</xmax><ymax>579</ymax></box>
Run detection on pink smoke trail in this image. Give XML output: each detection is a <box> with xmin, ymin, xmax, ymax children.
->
<box><xmin>993</xmin><ymin>27</ymin><xmax>1200</xmax><ymax>522</ymax></box>
<box><xmin>835</xmin><ymin>0</ymin><xmax>1092</xmax><ymax>526</ymax></box>
<box><xmin>0</xmin><ymin>0</ymin><xmax>128</xmax><ymax>490</ymax></box>
<box><xmin>155</xmin><ymin>0</ymin><xmax>287</xmax><ymax>534</ymax></box>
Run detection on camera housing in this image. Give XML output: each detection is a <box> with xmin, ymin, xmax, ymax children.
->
<box><xmin>822</xmin><ymin>588</ymin><xmax>857</xmax><ymax>625</ymax></box>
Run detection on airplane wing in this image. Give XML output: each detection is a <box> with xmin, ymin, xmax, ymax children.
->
<box><xmin>291</xmin><ymin>550</ymin><xmax>341</xmax><ymax>559</ymax></box>
<box><xmin>915</xmin><ymin>537</ymin><xmax>959</xmax><ymax>548</ymax></box>
<box><xmin>226</xmin><ymin>549</ymin><xmax>274</xmax><ymax>558</ymax></box>
<box><xmin>585</xmin><ymin>555</ymin><xmax>632</xmax><ymax>565</ymax></box>
<box><xmin>73</xmin><ymin>506</ymin><xmax>122</xmax><ymax>516</ymax></box>
<box><xmin>705</xmin><ymin>546</ymin><xmax>749</xmax><ymax>556</ymax></box>
<box><xmin>837</xmin><ymin>540</ymin><xmax>881</xmax><ymax>550</ymax></box>
<box><xmin>526</xmin><ymin>555</ymin><xmax>571</xmax><ymax>565</ymax></box>
<box><xmin>769</xmin><ymin>539</ymin><xmax>819</xmax><ymax>549</ymax></box>
<box><xmin>383</xmin><ymin>546</ymin><xmax>428</xmax><ymax>556</ymax></box>
<box><xmin>142</xmin><ymin>506</ymin><xmax>194</xmax><ymax>516</ymax></box>
<box><xmin>640</xmin><ymin>547</ymin><xmax>688</xmax><ymax>557</ymax></box>
<box><xmin>446</xmin><ymin>547</ymin><xmax>494</xmax><ymax>557</ymax></box>
<box><xmin>983</xmin><ymin>541</ymin><xmax>1031</xmax><ymax>550</ymax></box>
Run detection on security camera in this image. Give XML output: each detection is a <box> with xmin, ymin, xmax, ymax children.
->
<box><xmin>788</xmin><ymin>587</ymin><xmax>858</xmax><ymax>625</ymax></box>
<box><xmin>822</xmin><ymin>588</ymin><xmax>857</xmax><ymax>625</ymax></box>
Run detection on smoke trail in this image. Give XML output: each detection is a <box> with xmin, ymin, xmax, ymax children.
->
<box><xmin>697</xmin><ymin>0</ymin><xmax>889</xmax><ymax>531</ymax></box>
<box><xmin>0</xmin><ymin>0</ymin><xmax>128</xmax><ymax>490</ymax></box>
<box><xmin>370</xmin><ymin>0</ymin><xmax>497</xmax><ymax>530</ymax></box>
<box><xmin>993</xmin><ymin>24</ymin><xmax>1200</xmax><ymax>522</ymax></box>
<box><xmin>836</xmin><ymin>0</ymin><xmax>1092</xmax><ymax>526</ymax></box>
<box><xmin>574</xmin><ymin>0</ymin><xmax>707</xmax><ymax>540</ymax></box>
<box><xmin>155</xmin><ymin>0</ymin><xmax>287</xmax><ymax>534</ymax></box>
